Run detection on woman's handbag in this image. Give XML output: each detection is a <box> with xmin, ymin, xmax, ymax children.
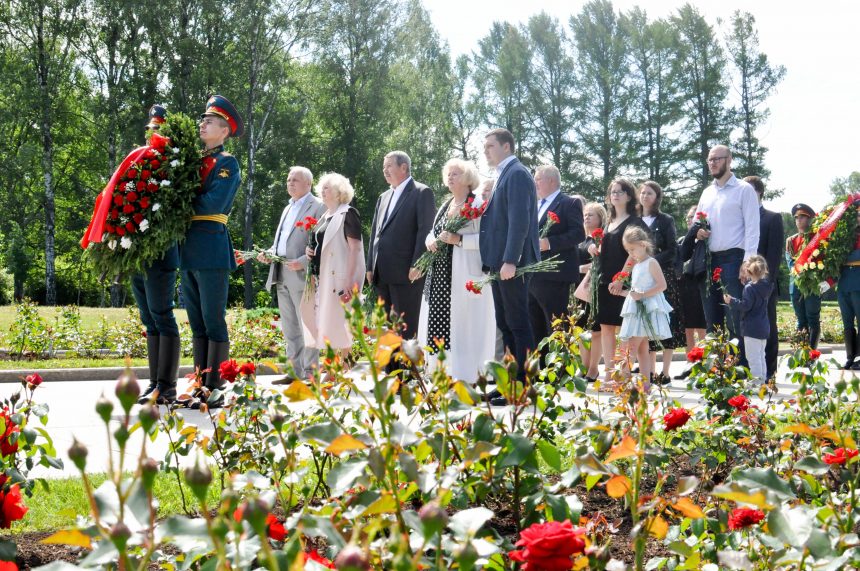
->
<box><xmin>574</xmin><ymin>270</ymin><xmax>591</xmax><ymax>302</ymax></box>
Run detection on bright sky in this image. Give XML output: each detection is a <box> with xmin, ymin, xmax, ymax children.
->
<box><xmin>424</xmin><ymin>0</ymin><xmax>860</xmax><ymax>214</ymax></box>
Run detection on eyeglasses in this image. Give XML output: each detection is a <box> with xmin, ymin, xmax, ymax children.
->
<box><xmin>707</xmin><ymin>156</ymin><xmax>728</xmax><ymax>164</ymax></box>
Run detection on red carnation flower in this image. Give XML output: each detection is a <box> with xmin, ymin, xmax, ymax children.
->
<box><xmin>24</xmin><ymin>373</ymin><xmax>42</xmax><ymax>388</ymax></box>
<box><xmin>133</xmin><ymin>213</ymin><xmax>144</xmax><ymax>225</ymax></box>
<box><xmin>127</xmin><ymin>191</ymin><xmax>138</xmax><ymax>202</ymax></box>
<box><xmin>687</xmin><ymin>347</ymin><xmax>704</xmax><ymax>362</ymax></box>
<box><xmin>465</xmin><ymin>280</ymin><xmax>483</xmax><ymax>294</ymax></box>
<box><xmin>136</xmin><ymin>181</ymin><xmax>146</xmax><ymax>191</ymax></box>
<box><xmin>146</xmin><ymin>182</ymin><xmax>159</xmax><ymax>193</ymax></box>
<box><xmin>508</xmin><ymin>520</ymin><xmax>586</xmax><ymax>570</ymax></box>
<box><xmin>122</xmin><ymin>204</ymin><xmax>134</xmax><ymax>214</ymax></box>
<box><xmin>238</xmin><ymin>362</ymin><xmax>256</xmax><ymax>377</ymax></box>
<box><xmin>105</xmin><ymin>224</ymin><xmax>115</xmax><ymax>233</ymax></box>
<box><xmin>712</xmin><ymin>267</ymin><xmax>722</xmax><ymax>283</ymax></box>
<box><xmin>265</xmin><ymin>513</ymin><xmax>286</xmax><ymax>541</ymax></box>
<box><xmin>0</xmin><ymin>484</ymin><xmax>28</xmax><ymax>529</ymax></box>
<box><xmin>547</xmin><ymin>211</ymin><xmax>560</xmax><ymax>224</ymax></box>
<box><xmin>219</xmin><ymin>359</ymin><xmax>239</xmax><ymax>383</ymax></box>
<box><xmin>809</xmin><ymin>349</ymin><xmax>821</xmax><ymax>361</ymax></box>
<box><xmin>591</xmin><ymin>227</ymin><xmax>604</xmax><ymax>240</ymax></box>
<box><xmin>140</xmin><ymin>196</ymin><xmax>150</xmax><ymax>209</ymax></box>
<box><xmin>663</xmin><ymin>408</ymin><xmax>691</xmax><ymax>431</ymax></box>
<box><xmin>0</xmin><ymin>411</ymin><xmax>20</xmax><ymax>457</ymax></box>
<box><xmin>612</xmin><ymin>271</ymin><xmax>631</xmax><ymax>285</ymax></box>
<box><xmin>113</xmin><ymin>195</ymin><xmax>123</xmax><ymax>206</ymax></box>
<box><xmin>727</xmin><ymin>395</ymin><xmax>749</xmax><ymax>411</ymax></box>
<box><xmin>116</xmin><ymin>227</ymin><xmax>126</xmax><ymax>236</ymax></box>
<box><xmin>141</xmin><ymin>170</ymin><xmax>151</xmax><ymax>180</ymax></box>
<box><xmin>727</xmin><ymin>507</ymin><xmax>765</xmax><ymax>530</ymax></box>
<box><xmin>125</xmin><ymin>222</ymin><xmax>135</xmax><ymax>233</ymax></box>
<box><xmin>150</xmin><ymin>160</ymin><xmax>161</xmax><ymax>170</ymax></box>
<box><xmin>823</xmin><ymin>447</ymin><xmax>860</xmax><ymax>465</ymax></box>
<box><xmin>110</xmin><ymin>208</ymin><xmax>119</xmax><ymax>219</ymax></box>
<box><xmin>125</xmin><ymin>168</ymin><xmax>137</xmax><ymax>179</ymax></box>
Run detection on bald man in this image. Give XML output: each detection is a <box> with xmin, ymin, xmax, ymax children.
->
<box><xmin>693</xmin><ymin>145</ymin><xmax>760</xmax><ymax>349</ymax></box>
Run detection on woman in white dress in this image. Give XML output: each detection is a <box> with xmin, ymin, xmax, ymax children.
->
<box><xmin>417</xmin><ymin>159</ymin><xmax>496</xmax><ymax>382</ymax></box>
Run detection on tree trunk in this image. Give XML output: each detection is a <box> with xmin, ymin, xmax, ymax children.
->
<box><xmin>36</xmin><ymin>9</ymin><xmax>57</xmax><ymax>306</ymax></box>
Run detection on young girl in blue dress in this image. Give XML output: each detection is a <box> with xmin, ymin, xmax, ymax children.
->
<box><xmin>618</xmin><ymin>226</ymin><xmax>673</xmax><ymax>383</ymax></box>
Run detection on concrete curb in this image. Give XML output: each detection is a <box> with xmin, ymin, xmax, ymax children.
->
<box><xmin>0</xmin><ymin>344</ymin><xmax>838</xmax><ymax>384</ymax></box>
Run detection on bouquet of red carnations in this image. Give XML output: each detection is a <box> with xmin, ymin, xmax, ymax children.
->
<box><xmin>539</xmin><ymin>211</ymin><xmax>560</xmax><ymax>239</ymax></box>
<box><xmin>414</xmin><ymin>197</ymin><xmax>486</xmax><ymax>277</ymax></box>
<box><xmin>297</xmin><ymin>216</ymin><xmax>320</xmax><ymax>299</ymax></box>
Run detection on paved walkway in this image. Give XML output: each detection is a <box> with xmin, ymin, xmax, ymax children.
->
<box><xmin>15</xmin><ymin>346</ymin><xmax>854</xmax><ymax>479</ymax></box>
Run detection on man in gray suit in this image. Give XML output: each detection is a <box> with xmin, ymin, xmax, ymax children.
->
<box><xmin>260</xmin><ymin>166</ymin><xmax>327</xmax><ymax>382</ymax></box>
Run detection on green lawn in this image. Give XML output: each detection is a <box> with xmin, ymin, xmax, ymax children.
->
<box><xmin>0</xmin><ymin>306</ymin><xmax>189</xmax><ymax>332</ymax></box>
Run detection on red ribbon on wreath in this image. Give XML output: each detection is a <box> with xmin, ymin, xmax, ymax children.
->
<box><xmin>793</xmin><ymin>192</ymin><xmax>860</xmax><ymax>274</ymax></box>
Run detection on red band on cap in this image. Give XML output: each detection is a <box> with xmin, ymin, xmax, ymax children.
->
<box><xmin>149</xmin><ymin>117</ymin><xmax>165</xmax><ymax>125</ymax></box>
<box><xmin>206</xmin><ymin>105</ymin><xmax>237</xmax><ymax>135</ymax></box>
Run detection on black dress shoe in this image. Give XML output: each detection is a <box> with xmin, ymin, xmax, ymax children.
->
<box><xmin>673</xmin><ymin>368</ymin><xmax>691</xmax><ymax>380</ymax></box>
<box><xmin>489</xmin><ymin>396</ymin><xmax>509</xmax><ymax>406</ymax></box>
<box><xmin>631</xmin><ymin>366</ymin><xmax>640</xmax><ymax>374</ymax></box>
<box><xmin>654</xmin><ymin>373</ymin><xmax>671</xmax><ymax>386</ymax></box>
<box><xmin>584</xmin><ymin>376</ymin><xmax>597</xmax><ymax>383</ymax></box>
<box><xmin>482</xmin><ymin>389</ymin><xmax>503</xmax><ymax>401</ymax></box>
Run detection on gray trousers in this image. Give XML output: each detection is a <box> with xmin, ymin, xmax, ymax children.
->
<box><xmin>275</xmin><ymin>280</ymin><xmax>318</xmax><ymax>378</ymax></box>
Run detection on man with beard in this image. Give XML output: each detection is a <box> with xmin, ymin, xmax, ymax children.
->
<box><xmin>693</xmin><ymin>145</ymin><xmax>759</xmax><ymax>346</ymax></box>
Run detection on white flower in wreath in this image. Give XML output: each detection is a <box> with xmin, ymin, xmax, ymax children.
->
<box><xmin>139</xmin><ymin>219</ymin><xmax>149</xmax><ymax>232</ymax></box>
<box><xmin>121</xmin><ymin>236</ymin><xmax>132</xmax><ymax>249</ymax></box>
<box><xmin>108</xmin><ymin>240</ymin><xmax>117</xmax><ymax>250</ymax></box>
<box><xmin>171</xmin><ymin>147</ymin><xmax>179</xmax><ymax>154</ymax></box>
<box><xmin>160</xmin><ymin>180</ymin><xmax>171</xmax><ymax>187</ymax></box>
<box><xmin>170</xmin><ymin>159</ymin><xmax>180</xmax><ymax>167</ymax></box>
<box><xmin>152</xmin><ymin>203</ymin><xmax>161</xmax><ymax>212</ymax></box>
<box><xmin>102</xmin><ymin>233</ymin><xmax>108</xmax><ymax>241</ymax></box>
<box><xmin>125</xmin><ymin>181</ymin><xmax>135</xmax><ymax>191</ymax></box>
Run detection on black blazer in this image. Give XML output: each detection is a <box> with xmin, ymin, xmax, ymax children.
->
<box><xmin>479</xmin><ymin>158</ymin><xmax>540</xmax><ymax>271</ymax></box>
<box><xmin>366</xmin><ymin>178</ymin><xmax>435</xmax><ymax>285</ymax></box>
<box><xmin>758</xmin><ymin>206</ymin><xmax>784</xmax><ymax>294</ymax></box>
<box><xmin>533</xmin><ymin>192</ymin><xmax>585</xmax><ymax>282</ymax></box>
<box><xmin>645</xmin><ymin>212</ymin><xmax>678</xmax><ymax>273</ymax></box>
<box><xmin>680</xmin><ymin>223</ymin><xmax>707</xmax><ymax>278</ymax></box>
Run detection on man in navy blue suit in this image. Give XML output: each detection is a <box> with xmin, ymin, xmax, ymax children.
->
<box><xmin>479</xmin><ymin>129</ymin><xmax>540</xmax><ymax>391</ymax></box>
<box><xmin>528</xmin><ymin>165</ymin><xmax>585</xmax><ymax>347</ymax></box>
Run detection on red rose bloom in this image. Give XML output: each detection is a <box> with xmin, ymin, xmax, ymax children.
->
<box><xmin>122</xmin><ymin>204</ymin><xmax>134</xmax><ymax>214</ymax></box>
<box><xmin>0</xmin><ymin>485</ymin><xmax>27</xmax><ymax>529</ymax></box>
<box><xmin>125</xmin><ymin>222</ymin><xmax>136</xmax><ymax>233</ymax></box>
<box><xmin>219</xmin><ymin>359</ymin><xmax>240</xmax><ymax>382</ymax></box>
<box><xmin>305</xmin><ymin>550</ymin><xmax>335</xmax><ymax>568</ymax></box>
<box><xmin>125</xmin><ymin>168</ymin><xmax>136</xmax><ymax>179</ymax></box>
<box><xmin>146</xmin><ymin>182</ymin><xmax>159</xmax><ymax>193</ymax></box>
<box><xmin>727</xmin><ymin>507</ymin><xmax>765</xmax><ymax>530</ymax></box>
<box><xmin>127</xmin><ymin>191</ymin><xmax>138</xmax><ymax>202</ymax></box>
<box><xmin>823</xmin><ymin>447</ymin><xmax>860</xmax><ymax>465</ymax></box>
<box><xmin>24</xmin><ymin>373</ymin><xmax>42</xmax><ymax>387</ymax></box>
<box><xmin>547</xmin><ymin>211</ymin><xmax>560</xmax><ymax>224</ymax></box>
<box><xmin>136</xmin><ymin>181</ymin><xmax>146</xmax><ymax>191</ymax></box>
<box><xmin>712</xmin><ymin>267</ymin><xmax>722</xmax><ymax>283</ymax></box>
<box><xmin>727</xmin><ymin>395</ymin><xmax>749</xmax><ymax>411</ymax></box>
<box><xmin>508</xmin><ymin>520</ymin><xmax>586</xmax><ymax>570</ymax></box>
<box><xmin>663</xmin><ymin>408</ymin><xmax>691</xmax><ymax>431</ymax></box>
<box><xmin>116</xmin><ymin>227</ymin><xmax>126</xmax><ymax>236</ymax></box>
<box><xmin>809</xmin><ymin>349</ymin><xmax>821</xmax><ymax>361</ymax></box>
<box><xmin>113</xmin><ymin>195</ymin><xmax>123</xmax><ymax>206</ymax></box>
<box><xmin>141</xmin><ymin>170</ymin><xmax>151</xmax><ymax>180</ymax></box>
<box><xmin>265</xmin><ymin>513</ymin><xmax>286</xmax><ymax>541</ymax></box>
<box><xmin>110</xmin><ymin>208</ymin><xmax>120</xmax><ymax>219</ymax></box>
<box><xmin>150</xmin><ymin>160</ymin><xmax>161</xmax><ymax>170</ymax></box>
<box><xmin>140</xmin><ymin>197</ymin><xmax>150</xmax><ymax>209</ymax></box>
<box><xmin>686</xmin><ymin>347</ymin><xmax>704</xmax><ymax>362</ymax></box>
<box><xmin>105</xmin><ymin>225</ymin><xmax>115</xmax><ymax>234</ymax></box>
<box><xmin>239</xmin><ymin>362</ymin><xmax>256</xmax><ymax>377</ymax></box>
<box><xmin>133</xmin><ymin>213</ymin><xmax>144</xmax><ymax>225</ymax></box>
<box><xmin>0</xmin><ymin>411</ymin><xmax>20</xmax><ymax>457</ymax></box>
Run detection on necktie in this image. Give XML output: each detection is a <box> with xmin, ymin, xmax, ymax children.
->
<box><xmin>539</xmin><ymin>198</ymin><xmax>547</xmax><ymax>219</ymax></box>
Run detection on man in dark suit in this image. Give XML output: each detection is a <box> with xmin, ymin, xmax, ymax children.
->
<box><xmin>479</xmin><ymin>128</ymin><xmax>540</xmax><ymax>387</ymax></box>
<box><xmin>746</xmin><ymin>176</ymin><xmax>784</xmax><ymax>380</ymax></box>
<box><xmin>366</xmin><ymin>151</ymin><xmax>435</xmax><ymax>340</ymax></box>
<box><xmin>528</xmin><ymin>164</ymin><xmax>585</xmax><ymax>346</ymax></box>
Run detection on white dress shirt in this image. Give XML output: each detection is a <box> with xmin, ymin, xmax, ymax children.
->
<box><xmin>495</xmin><ymin>155</ymin><xmax>516</xmax><ymax>177</ymax></box>
<box><xmin>696</xmin><ymin>174</ymin><xmax>760</xmax><ymax>260</ymax></box>
<box><xmin>276</xmin><ymin>192</ymin><xmax>312</xmax><ymax>256</ymax></box>
<box><xmin>384</xmin><ymin>176</ymin><xmax>413</xmax><ymax>222</ymax></box>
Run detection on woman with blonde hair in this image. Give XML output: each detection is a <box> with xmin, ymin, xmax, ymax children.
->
<box><xmin>417</xmin><ymin>158</ymin><xmax>496</xmax><ymax>381</ymax></box>
<box><xmin>576</xmin><ymin>202</ymin><xmax>607</xmax><ymax>381</ymax></box>
<box><xmin>301</xmin><ymin>173</ymin><xmax>365</xmax><ymax>360</ymax></box>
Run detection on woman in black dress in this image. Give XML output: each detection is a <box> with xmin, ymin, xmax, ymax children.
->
<box><xmin>588</xmin><ymin>179</ymin><xmax>648</xmax><ymax>382</ymax></box>
<box><xmin>638</xmin><ymin>181</ymin><xmax>685</xmax><ymax>384</ymax></box>
<box><xmin>678</xmin><ymin>206</ymin><xmax>707</xmax><ymax>361</ymax></box>
<box><xmin>576</xmin><ymin>202</ymin><xmax>607</xmax><ymax>381</ymax></box>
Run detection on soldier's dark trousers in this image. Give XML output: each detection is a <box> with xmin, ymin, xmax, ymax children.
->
<box><xmin>180</xmin><ymin>269</ymin><xmax>230</xmax><ymax>342</ymax></box>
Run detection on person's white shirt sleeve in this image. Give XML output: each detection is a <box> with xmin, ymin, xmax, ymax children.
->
<box><xmin>741</xmin><ymin>185</ymin><xmax>760</xmax><ymax>260</ymax></box>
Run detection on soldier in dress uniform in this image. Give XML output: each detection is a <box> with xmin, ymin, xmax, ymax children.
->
<box><xmin>180</xmin><ymin>95</ymin><xmax>243</xmax><ymax>409</ymax></box>
<box><xmin>785</xmin><ymin>203</ymin><xmax>822</xmax><ymax>348</ymax></box>
<box><xmin>135</xmin><ymin>104</ymin><xmax>182</xmax><ymax>405</ymax></box>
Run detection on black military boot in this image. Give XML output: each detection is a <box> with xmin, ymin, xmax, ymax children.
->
<box><xmin>191</xmin><ymin>337</ymin><xmax>208</xmax><ymax>375</ymax></box>
<box><xmin>138</xmin><ymin>334</ymin><xmax>160</xmax><ymax>404</ymax></box>
<box><xmin>808</xmin><ymin>324</ymin><xmax>821</xmax><ymax>350</ymax></box>
<box><xmin>155</xmin><ymin>336</ymin><xmax>181</xmax><ymax>405</ymax></box>
<box><xmin>844</xmin><ymin>328</ymin><xmax>857</xmax><ymax>369</ymax></box>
